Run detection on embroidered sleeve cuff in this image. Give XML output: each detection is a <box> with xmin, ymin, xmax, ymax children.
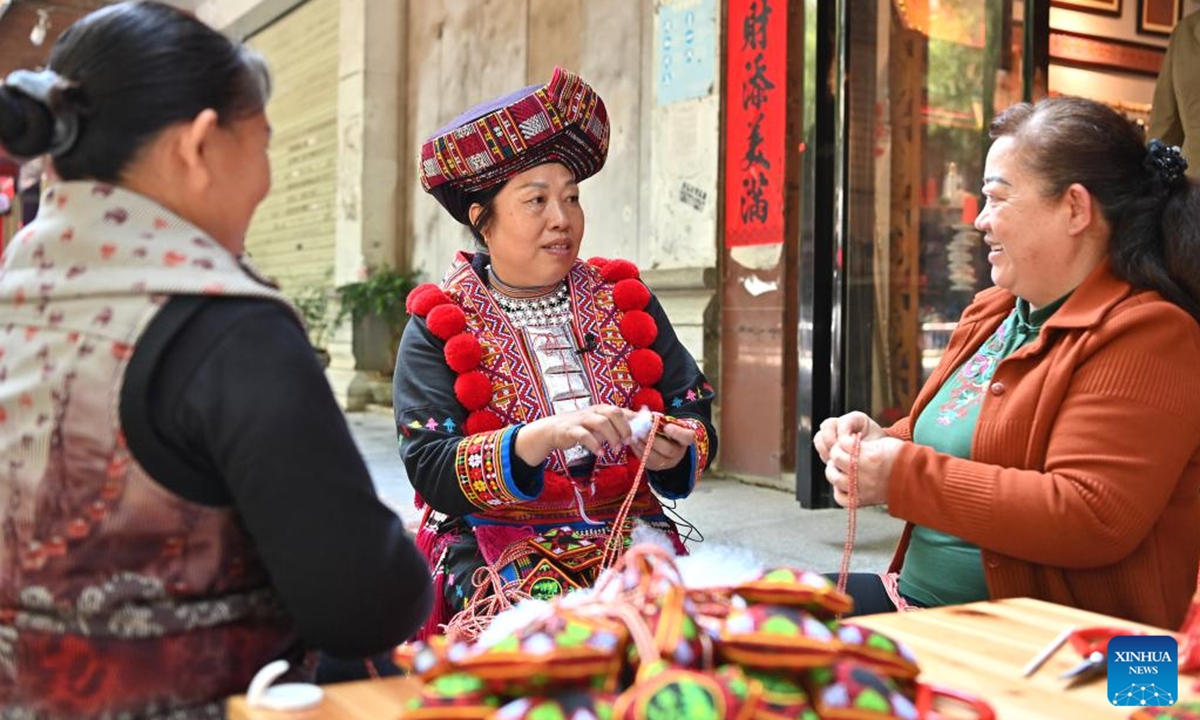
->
<box><xmin>674</xmin><ymin>416</ymin><xmax>710</xmax><ymax>474</ymax></box>
<box><xmin>648</xmin><ymin>444</ymin><xmax>696</xmax><ymax>499</ymax></box>
<box><xmin>647</xmin><ymin>416</ymin><xmax>709</xmax><ymax>498</ymax></box>
<box><xmin>454</xmin><ymin>425</ymin><xmax>542</xmax><ymax>510</ymax></box>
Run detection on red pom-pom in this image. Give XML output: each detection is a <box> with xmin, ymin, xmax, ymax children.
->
<box><xmin>600</xmin><ymin>258</ymin><xmax>640</xmax><ymax>283</ymax></box>
<box><xmin>465</xmin><ymin>409</ymin><xmax>504</xmax><ymax>435</ymax></box>
<box><xmin>444</xmin><ymin>333</ymin><xmax>482</xmax><ymax>372</ymax></box>
<box><xmin>405</xmin><ymin>283</ymin><xmax>435</xmax><ymax>314</ymax></box>
<box><xmin>426</xmin><ymin>303</ymin><xmax>467</xmax><ymax>340</ymax></box>
<box><xmin>454</xmin><ymin>370</ymin><xmax>493</xmax><ymax>411</ymax></box>
<box><xmin>620</xmin><ymin>310</ymin><xmax>658</xmax><ymax>348</ymax></box>
<box><xmin>631</xmin><ymin>388</ymin><xmax>664</xmax><ymax>413</ymax></box>
<box><xmin>613</xmin><ymin>278</ymin><xmax>650</xmax><ymax>312</ymax></box>
<box><xmin>627</xmin><ymin>348</ymin><xmax>664</xmax><ymax>386</ymax></box>
<box><xmin>408</xmin><ymin>285</ymin><xmax>451</xmax><ymax>317</ymax></box>
<box><xmin>587</xmin><ymin>256</ymin><xmax>610</xmax><ymax>268</ymax></box>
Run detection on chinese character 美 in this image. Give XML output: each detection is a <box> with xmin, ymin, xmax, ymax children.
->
<box><xmin>742</xmin><ymin>112</ymin><xmax>771</xmax><ymax>171</ymax></box>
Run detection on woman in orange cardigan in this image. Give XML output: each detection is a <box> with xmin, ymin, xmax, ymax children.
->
<box><xmin>816</xmin><ymin>96</ymin><xmax>1200</xmax><ymax>629</ymax></box>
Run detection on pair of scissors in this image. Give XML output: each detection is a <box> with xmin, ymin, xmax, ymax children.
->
<box><xmin>1059</xmin><ymin>627</ymin><xmax>1143</xmax><ymax>688</ymax></box>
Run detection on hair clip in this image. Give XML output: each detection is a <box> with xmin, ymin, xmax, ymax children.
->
<box><xmin>4</xmin><ymin>69</ymin><xmax>80</xmax><ymax>156</ymax></box>
<box><xmin>1146</xmin><ymin>139</ymin><xmax>1189</xmax><ymax>188</ymax></box>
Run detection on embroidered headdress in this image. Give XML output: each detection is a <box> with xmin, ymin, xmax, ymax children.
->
<box><xmin>418</xmin><ymin>67</ymin><xmax>610</xmax><ymax>224</ymax></box>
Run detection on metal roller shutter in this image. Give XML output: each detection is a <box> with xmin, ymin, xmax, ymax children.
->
<box><xmin>244</xmin><ymin>0</ymin><xmax>338</xmax><ymax>293</ymax></box>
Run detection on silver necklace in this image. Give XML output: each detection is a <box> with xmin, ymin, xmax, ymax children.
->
<box><xmin>491</xmin><ymin>283</ymin><xmax>571</xmax><ymax>328</ymax></box>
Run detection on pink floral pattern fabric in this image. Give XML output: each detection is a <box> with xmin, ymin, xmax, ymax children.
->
<box><xmin>0</xmin><ymin>181</ymin><xmax>302</xmax><ymax>719</ymax></box>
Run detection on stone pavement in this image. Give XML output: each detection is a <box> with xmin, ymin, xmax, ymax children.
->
<box><xmin>345</xmin><ymin>408</ymin><xmax>905</xmax><ymax>575</ymax></box>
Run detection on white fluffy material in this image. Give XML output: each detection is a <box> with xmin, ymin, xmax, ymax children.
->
<box><xmin>474</xmin><ymin>598</ymin><xmax>555</xmax><ymax>649</ymax></box>
<box><xmin>675</xmin><ymin>541</ymin><xmax>764</xmax><ymax>589</ymax></box>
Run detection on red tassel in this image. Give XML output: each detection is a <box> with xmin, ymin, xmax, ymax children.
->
<box><xmin>587</xmin><ymin>256</ymin><xmax>610</xmax><ymax>268</ymax></box>
<box><xmin>416</xmin><ymin>571</ymin><xmax>450</xmax><ymax>641</ymax></box>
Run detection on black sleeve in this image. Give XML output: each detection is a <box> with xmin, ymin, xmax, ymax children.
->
<box><xmin>644</xmin><ymin>292</ymin><xmax>718</xmax><ymax>494</ymax></box>
<box><xmin>392</xmin><ymin>315</ymin><xmax>544</xmax><ymax>516</ymax></box>
<box><xmin>122</xmin><ymin>297</ymin><xmax>433</xmax><ymax>657</ymax></box>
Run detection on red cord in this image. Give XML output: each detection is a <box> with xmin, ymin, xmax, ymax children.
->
<box><xmin>836</xmin><ymin>433</ymin><xmax>863</xmax><ymax>600</ymax></box>
<box><xmin>600</xmin><ymin>413</ymin><xmax>664</xmax><ymax>572</ymax></box>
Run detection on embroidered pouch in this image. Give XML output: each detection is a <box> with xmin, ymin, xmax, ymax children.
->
<box><xmin>451</xmin><ymin>609</ymin><xmax>628</xmax><ymax>695</ymax></box>
<box><xmin>611</xmin><ymin>661</ymin><xmax>762</xmax><ymax>720</ymax></box>
<box><xmin>808</xmin><ymin>661</ymin><xmax>919</xmax><ymax>720</ymax></box>
<box><xmin>623</xmin><ymin>584</ymin><xmax>712</xmax><ymax>672</ymax></box>
<box><xmin>809</xmin><ymin>661</ymin><xmax>995</xmax><ymax>720</ymax></box>
<box><xmin>493</xmin><ymin>691</ymin><xmax>617</xmax><ymax>719</ymax></box>
<box><xmin>732</xmin><ymin>567</ymin><xmax>854</xmax><ymax>618</ymax></box>
<box><xmin>835</xmin><ymin>623</ymin><xmax>921</xmax><ymax>681</ymax></box>
<box><xmin>399</xmin><ymin>672</ymin><xmax>501</xmax><ymax>720</ymax></box>
<box><xmin>743</xmin><ymin>668</ymin><xmax>821</xmax><ymax>720</ymax></box>
<box><xmin>718</xmin><ymin>603</ymin><xmax>840</xmax><ymax>670</ymax></box>
<box><xmin>393</xmin><ymin>637</ymin><xmax>454</xmax><ymax>679</ymax></box>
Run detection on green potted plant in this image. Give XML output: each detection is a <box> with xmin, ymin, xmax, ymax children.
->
<box><xmin>289</xmin><ymin>280</ymin><xmax>336</xmax><ymax>367</ymax></box>
<box><xmin>335</xmin><ymin>265</ymin><xmax>421</xmax><ymax>372</ymax></box>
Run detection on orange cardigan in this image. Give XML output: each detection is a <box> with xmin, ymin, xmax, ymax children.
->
<box><xmin>885</xmin><ymin>261</ymin><xmax>1200</xmax><ymax>629</ymax></box>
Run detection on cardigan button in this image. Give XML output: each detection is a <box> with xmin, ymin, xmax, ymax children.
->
<box><xmin>985</xmin><ymin>556</ymin><xmax>1000</xmax><ymax>568</ymax></box>
<box><xmin>989</xmin><ymin>382</ymin><xmax>1006</xmax><ymax>396</ymax></box>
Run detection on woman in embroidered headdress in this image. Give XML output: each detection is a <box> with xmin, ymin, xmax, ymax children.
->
<box><xmin>395</xmin><ymin>68</ymin><xmax>717</xmax><ymax>637</ymax></box>
<box><xmin>0</xmin><ymin>3</ymin><xmax>431</xmax><ymax>716</ymax></box>
<box><xmin>816</xmin><ymin>96</ymin><xmax>1200</xmax><ymax>629</ymax></box>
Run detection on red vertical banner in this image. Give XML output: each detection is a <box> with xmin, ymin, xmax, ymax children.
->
<box><xmin>724</xmin><ymin>0</ymin><xmax>787</xmax><ymax>247</ymax></box>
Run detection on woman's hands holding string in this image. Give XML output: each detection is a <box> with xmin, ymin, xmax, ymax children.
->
<box><xmin>814</xmin><ymin>411</ymin><xmax>902</xmax><ymax>508</ymax></box>
<box><xmin>515</xmin><ymin>404</ymin><xmax>634</xmax><ymax>467</ymax></box>
<box><xmin>629</xmin><ymin>421</ymin><xmax>695</xmax><ymax>472</ymax></box>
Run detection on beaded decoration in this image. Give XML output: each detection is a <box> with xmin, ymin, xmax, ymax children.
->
<box><xmin>489</xmin><ymin>282</ymin><xmax>572</xmax><ymax>329</ymax></box>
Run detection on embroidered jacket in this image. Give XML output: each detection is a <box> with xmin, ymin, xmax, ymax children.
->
<box><xmin>0</xmin><ymin>182</ymin><xmax>300</xmax><ymax>719</ymax></box>
<box><xmin>393</xmin><ymin>252</ymin><xmax>716</xmax><ymax>620</ymax></box>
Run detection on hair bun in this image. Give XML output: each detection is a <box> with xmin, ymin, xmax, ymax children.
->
<box><xmin>3</xmin><ymin>69</ymin><xmax>81</xmax><ymax>157</ymax></box>
<box><xmin>1146</xmin><ymin>139</ymin><xmax>1189</xmax><ymax>188</ymax></box>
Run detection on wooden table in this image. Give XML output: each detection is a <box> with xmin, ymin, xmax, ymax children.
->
<box><xmin>229</xmin><ymin>597</ymin><xmax>1196</xmax><ymax>719</ymax></box>
<box><xmin>227</xmin><ymin>676</ymin><xmax>419</xmax><ymax>720</ymax></box>
<box><xmin>854</xmin><ymin>597</ymin><xmax>1197</xmax><ymax>718</ymax></box>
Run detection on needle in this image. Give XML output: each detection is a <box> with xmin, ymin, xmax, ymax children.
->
<box><xmin>1023</xmin><ymin>625</ymin><xmax>1076</xmax><ymax>678</ymax></box>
